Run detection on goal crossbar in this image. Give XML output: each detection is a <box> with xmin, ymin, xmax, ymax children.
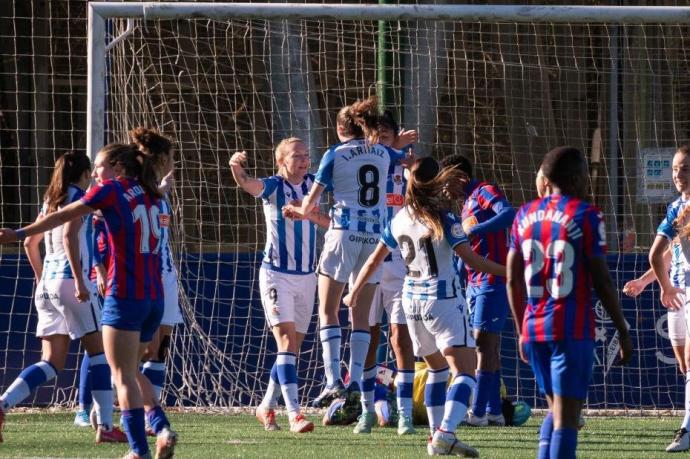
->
<box><xmin>87</xmin><ymin>2</ymin><xmax>690</xmax><ymax>162</ymax></box>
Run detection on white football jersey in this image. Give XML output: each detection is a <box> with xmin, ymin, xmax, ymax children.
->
<box><xmin>42</xmin><ymin>184</ymin><xmax>92</xmax><ymax>281</ymax></box>
<box><xmin>381</xmin><ymin>207</ymin><xmax>468</xmax><ymax>300</ymax></box>
<box><xmin>314</xmin><ymin>138</ymin><xmax>402</xmax><ymax>234</ymax></box>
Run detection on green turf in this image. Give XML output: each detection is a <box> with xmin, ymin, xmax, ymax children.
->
<box><xmin>0</xmin><ymin>411</ymin><xmax>682</xmax><ymax>458</ymax></box>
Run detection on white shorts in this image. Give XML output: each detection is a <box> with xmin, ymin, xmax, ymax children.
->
<box><xmin>161</xmin><ymin>270</ymin><xmax>183</xmax><ymax>326</ymax></box>
<box><xmin>369</xmin><ymin>251</ymin><xmax>407</xmax><ymax>326</ymax></box>
<box><xmin>35</xmin><ymin>278</ymin><xmax>101</xmax><ymax>340</ymax></box>
<box><xmin>403</xmin><ymin>295</ymin><xmax>475</xmax><ymax>358</ymax></box>
<box><xmin>259</xmin><ymin>267</ymin><xmax>317</xmax><ymax>334</ymax></box>
<box><xmin>318</xmin><ymin>229</ymin><xmax>382</xmax><ymax>284</ymax></box>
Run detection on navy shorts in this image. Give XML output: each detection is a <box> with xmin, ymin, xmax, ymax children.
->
<box><xmin>522</xmin><ymin>339</ymin><xmax>594</xmax><ymax>400</ymax></box>
<box><xmin>466</xmin><ymin>284</ymin><xmax>509</xmax><ymax>334</ymax></box>
<box><xmin>102</xmin><ymin>296</ymin><xmax>164</xmax><ymax>343</ymax></box>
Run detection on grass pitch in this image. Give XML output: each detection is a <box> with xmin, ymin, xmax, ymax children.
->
<box><xmin>0</xmin><ymin>411</ymin><xmax>681</xmax><ymax>458</ymax></box>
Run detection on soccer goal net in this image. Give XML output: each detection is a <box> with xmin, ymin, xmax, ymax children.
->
<box><xmin>2</xmin><ymin>2</ymin><xmax>690</xmax><ymax>411</ymax></box>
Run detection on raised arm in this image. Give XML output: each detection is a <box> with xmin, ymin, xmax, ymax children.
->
<box><xmin>0</xmin><ymin>200</ymin><xmax>93</xmax><ymax>244</ymax></box>
<box><xmin>229</xmin><ymin>151</ymin><xmax>264</xmax><ymax>197</ymax></box>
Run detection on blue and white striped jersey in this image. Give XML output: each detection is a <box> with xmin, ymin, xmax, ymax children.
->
<box><xmin>657</xmin><ymin>197</ymin><xmax>690</xmax><ymax>272</ymax></box>
<box><xmin>159</xmin><ymin>196</ymin><xmax>177</xmax><ymax>276</ymax></box>
<box><xmin>670</xmin><ymin>242</ymin><xmax>686</xmax><ymax>288</ymax></box>
<box><xmin>314</xmin><ymin>139</ymin><xmax>402</xmax><ymax>234</ymax></box>
<box><xmin>381</xmin><ymin>207</ymin><xmax>468</xmax><ymax>300</ymax></box>
<box><xmin>41</xmin><ymin>184</ymin><xmax>93</xmax><ymax>281</ymax></box>
<box><xmin>258</xmin><ymin>174</ymin><xmax>317</xmax><ymax>275</ymax></box>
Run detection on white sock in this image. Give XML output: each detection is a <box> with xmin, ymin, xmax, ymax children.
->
<box><xmin>319</xmin><ymin>326</ymin><xmax>342</xmax><ymax>387</ymax></box>
<box><xmin>348</xmin><ymin>330</ymin><xmax>371</xmax><ymax>390</ymax></box>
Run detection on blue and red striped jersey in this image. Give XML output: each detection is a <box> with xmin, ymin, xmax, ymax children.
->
<box><xmin>81</xmin><ymin>178</ymin><xmax>163</xmax><ymax>300</ymax></box>
<box><xmin>460</xmin><ymin>180</ymin><xmax>512</xmax><ymax>287</ymax></box>
<box><xmin>510</xmin><ymin>194</ymin><xmax>606</xmax><ymax>342</ymax></box>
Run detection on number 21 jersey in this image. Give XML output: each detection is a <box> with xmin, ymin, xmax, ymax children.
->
<box><xmin>381</xmin><ymin>208</ymin><xmax>468</xmax><ymax>300</ymax></box>
<box><xmin>510</xmin><ymin>195</ymin><xmax>606</xmax><ymax>342</ymax></box>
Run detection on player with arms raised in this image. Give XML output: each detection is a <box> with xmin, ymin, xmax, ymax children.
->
<box><xmin>230</xmin><ymin>137</ymin><xmax>327</xmax><ymax>433</ymax></box>
<box><xmin>284</xmin><ymin>97</ymin><xmax>402</xmax><ymax>408</ymax></box>
<box><xmin>344</xmin><ymin>157</ymin><xmax>506</xmax><ymax>457</ymax></box>
<box><xmin>507</xmin><ymin>146</ymin><xmax>632</xmax><ymax>459</ymax></box>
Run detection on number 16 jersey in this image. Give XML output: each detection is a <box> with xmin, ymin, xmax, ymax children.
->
<box><xmin>509</xmin><ymin>194</ymin><xmax>606</xmax><ymax>343</ymax></box>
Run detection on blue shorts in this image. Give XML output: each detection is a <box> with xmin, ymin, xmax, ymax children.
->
<box><xmin>522</xmin><ymin>339</ymin><xmax>594</xmax><ymax>400</ymax></box>
<box><xmin>102</xmin><ymin>296</ymin><xmax>164</xmax><ymax>343</ymax></box>
<box><xmin>466</xmin><ymin>284</ymin><xmax>509</xmax><ymax>334</ymax></box>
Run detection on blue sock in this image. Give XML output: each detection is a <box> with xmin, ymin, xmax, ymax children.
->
<box><xmin>537</xmin><ymin>412</ymin><xmax>554</xmax><ymax>459</ymax></box>
<box><xmin>78</xmin><ymin>354</ymin><xmax>92</xmax><ymax>411</ymax></box>
<box><xmin>550</xmin><ymin>427</ymin><xmax>577</xmax><ymax>459</ymax></box>
<box><xmin>276</xmin><ymin>352</ymin><xmax>300</xmax><ymax>417</ymax></box>
<box><xmin>472</xmin><ymin>370</ymin><xmax>492</xmax><ymax>417</ymax></box>
<box><xmin>89</xmin><ymin>353</ymin><xmax>114</xmax><ymax>429</ymax></box>
<box><xmin>145</xmin><ymin>405</ymin><xmax>170</xmax><ymax>435</ymax></box>
<box><xmin>0</xmin><ymin>360</ymin><xmax>57</xmax><ymax>411</ymax></box>
<box><xmin>121</xmin><ymin>408</ymin><xmax>149</xmax><ymax>456</ymax></box>
<box><xmin>487</xmin><ymin>370</ymin><xmax>503</xmax><ymax>415</ymax></box>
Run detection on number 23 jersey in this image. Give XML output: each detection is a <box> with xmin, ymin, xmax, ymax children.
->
<box><xmin>381</xmin><ymin>207</ymin><xmax>468</xmax><ymax>300</ymax></box>
<box><xmin>510</xmin><ymin>194</ymin><xmax>606</xmax><ymax>342</ymax></box>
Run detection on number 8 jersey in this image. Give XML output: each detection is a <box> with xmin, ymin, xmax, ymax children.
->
<box><xmin>315</xmin><ymin>138</ymin><xmax>400</xmax><ymax>233</ymax></box>
<box><xmin>81</xmin><ymin>177</ymin><xmax>163</xmax><ymax>301</ymax></box>
<box><xmin>510</xmin><ymin>194</ymin><xmax>606</xmax><ymax>342</ymax></box>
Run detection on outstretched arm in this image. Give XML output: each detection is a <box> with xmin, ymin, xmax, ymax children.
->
<box><xmin>0</xmin><ymin>201</ymin><xmax>93</xmax><ymax>244</ymax></box>
<box><xmin>650</xmin><ymin>235</ymin><xmax>683</xmax><ymax>310</ymax></box>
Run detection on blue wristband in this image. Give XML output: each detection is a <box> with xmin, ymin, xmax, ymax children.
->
<box><xmin>15</xmin><ymin>229</ymin><xmax>26</xmax><ymax>240</ymax></box>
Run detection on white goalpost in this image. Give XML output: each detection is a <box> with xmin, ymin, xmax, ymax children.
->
<box><xmin>0</xmin><ymin>1</ymin><xmax>685</xmax><ymax>410</ymax></box>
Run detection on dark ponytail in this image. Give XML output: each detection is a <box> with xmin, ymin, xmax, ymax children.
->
<box><xmin>44</xmin><ymin>151</ymin><xmax>91</xmax><ymax>213</ymax></box>
<box><xmin>99</xmin><ymin>143</ymin><xmax>162</xmax><ymax>198</ymax></box>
